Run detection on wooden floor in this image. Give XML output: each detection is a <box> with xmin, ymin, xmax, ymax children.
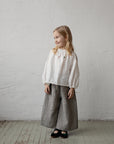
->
<box><xmin>0</xmin><ymin>120</ymin><xmax>114</xmax><ymax>144</ymax></box>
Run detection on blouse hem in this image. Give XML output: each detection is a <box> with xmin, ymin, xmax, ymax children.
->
<box><xmin>43</xmin><ymin>81</ymin><xmax>77</xmax><ymax>89</ymax></box>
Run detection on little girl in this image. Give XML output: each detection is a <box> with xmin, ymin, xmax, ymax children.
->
<box><xmin>41</xmin><ymin>25</ymin><xmax>80</xmax><ymax>138</ymax></box>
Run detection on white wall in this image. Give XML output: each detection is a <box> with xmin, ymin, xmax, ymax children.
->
<box><xmin>0</xmin><ymin>0</ymin><xmax>114</xmax><ymax>120</ymax></box>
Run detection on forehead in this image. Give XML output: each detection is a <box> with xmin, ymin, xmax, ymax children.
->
<box><xmin>53</xmin><ymin>30</ymin><xmax>61</xmax><ymax>37</ymax></box>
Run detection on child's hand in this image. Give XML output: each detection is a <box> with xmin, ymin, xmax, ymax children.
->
<box><xmin>44</xmin><ymin>84</ymin><xmax>50</xmax><ymax>94</ymax></box>
<box><xmin>68</xmin><ymin>88</ymin><xmax>75</xmax><ymax>99</ymax></box>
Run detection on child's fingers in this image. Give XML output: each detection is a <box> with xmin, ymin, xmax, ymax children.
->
<box><xmin>68</xmin><ymin>92</ymin><xmax>74</xmax><ymax>99</ymax></box>
<box><xmin>45</xmin><ymin>86</ymin><xmax>50</xmax><ymax>94</ymax></box>
<box><xmin>44</xmin><ymin>88</ymin><xmax>49</xmax><ymax>94</ymax></box>
<box><xmin>67</xmin><ymin>91</ymin><xmax>71</xmax><ymax>99</ymax></box>
<box><xmin>44</xmin><ymin>85</ymin><xmax>50</xmax><ymax>94</ymax></box>
<box><xmin>47</xmin><ymin>87</ymin><xmax>50</xmax><ymax>93</ymax></box>
<box><xmin>68</xmin><ymin>91</ymin><xmax>70</xmax><ymax>97</ymax></box>
<box><xmin>68</xmin><ymin>94</ymin><xmax>72</xmax><ymax>99</ymax></box>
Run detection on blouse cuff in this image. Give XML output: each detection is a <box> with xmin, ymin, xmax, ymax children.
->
<box><xmin>44</xmin><ymin>83</ymin><xmax>50</xmax><ymax>86</ymax></box>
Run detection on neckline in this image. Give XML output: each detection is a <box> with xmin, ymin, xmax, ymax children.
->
<box><xmin>58</xmin><ymin>48</ymin><xmax>66</xmax><ymax>51</ymax></box>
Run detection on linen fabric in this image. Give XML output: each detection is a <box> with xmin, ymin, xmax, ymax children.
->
<box><xmin>42</xmin><ymin>48</ymin><xmax>80</xmax><ymax>89</ymax></box>
<box><xmin>41</xmin><ymin>83</ymin><xmax>78</xmax><ymax>131</ymax></box>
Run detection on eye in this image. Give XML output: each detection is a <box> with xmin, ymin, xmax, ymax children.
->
<box><xmin>54</xmin><ymin>36</ymin><xmax>58</xmax><ymax>39</ymax></box>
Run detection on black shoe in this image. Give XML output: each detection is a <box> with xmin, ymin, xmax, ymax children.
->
<box><xmin>60</xmin><ymin>130</ymin><xmax>68</xmax><ymax>138</ymax></box>
<box><xmin>51</xmin><ymin>128</ymin><xmax>61</xmax><ymax>138</ymax></box>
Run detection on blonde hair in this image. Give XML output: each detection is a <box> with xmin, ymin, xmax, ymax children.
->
<box><xmin>52</xmin><ymin>25</ymin><xmax>74</xmax><ymax>56</ymax></box>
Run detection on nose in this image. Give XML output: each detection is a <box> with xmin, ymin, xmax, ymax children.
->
<box><xmin>55</xmin><ymin>40</ymin><xmax>58</xmax><ymax>44</ymax></box>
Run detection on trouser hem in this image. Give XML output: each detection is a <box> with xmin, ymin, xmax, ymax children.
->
<box><xmin>40</xmin><ymin>121</ymin><xmax>78</xmax><ymax>131</ymax></box>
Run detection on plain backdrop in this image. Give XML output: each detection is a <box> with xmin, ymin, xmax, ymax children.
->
<box><xmin>0</xmin><ymin>0</ymin><xmax>114</xmax><ymax>120</ymax></box>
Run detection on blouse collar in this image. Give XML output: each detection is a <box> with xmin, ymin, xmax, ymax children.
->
<box><xmin>58</xmin><ymin>48</ymin><xmax>66</xmax><ymax>51</ymax></box>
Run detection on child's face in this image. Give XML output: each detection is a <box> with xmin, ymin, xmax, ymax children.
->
<box><xmin>53</xmin><ymin>30</ymin><xmax>66</xmax><ymax>48</ymax></box>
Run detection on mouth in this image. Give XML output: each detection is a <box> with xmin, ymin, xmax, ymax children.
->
<box><xmin>56</xmin><ymin>42</ymin><xmax>60</xmax><ymax>44</ymax></box>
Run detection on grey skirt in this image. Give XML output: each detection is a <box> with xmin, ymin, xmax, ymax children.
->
<box><xmin>40</xmin><ymin>83</ymin><xmax>78</xmax><ymax>131</ymax></box>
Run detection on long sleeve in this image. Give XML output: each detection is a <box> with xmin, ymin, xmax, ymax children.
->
<box><xmin>42</xmin><ymin>50</ymin><xmax>52</xmax><ymax>85</ymax></box>
<box><xmin>42</xmin><ymin>48</ymin><xmax>80</xmax><ymax>89</ymax></box>
<box><xmin>42</xmin><ymin>60</ymin><xmax>48</xmax><ymax>85</ymax></box>
<box><xmin>68</xmin><ymin>53</ymin><xmax>80</xmax><ymax>89</ymax></box>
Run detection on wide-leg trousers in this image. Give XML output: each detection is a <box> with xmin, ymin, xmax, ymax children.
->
<box><xmin>40</xmin><ymin>83</ymin><xmax>78</xmax><ymax>131</ymax></box>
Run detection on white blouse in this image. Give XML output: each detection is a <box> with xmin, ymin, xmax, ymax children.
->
<box><xmin>42</xmin><ymin>48</ymin><xmax>80</xmax><ymax>89</ymax></box>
